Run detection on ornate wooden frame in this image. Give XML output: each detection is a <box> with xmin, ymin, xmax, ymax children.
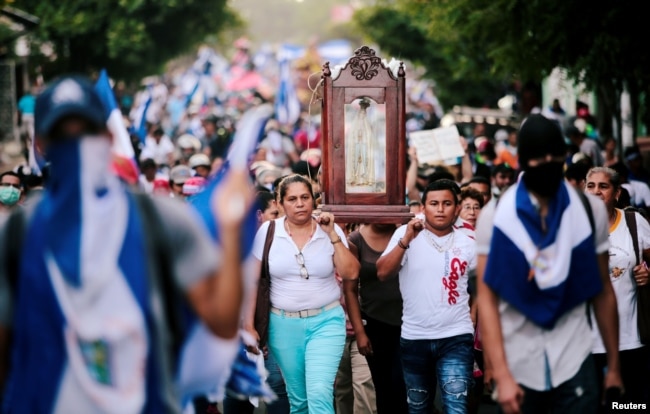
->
<box><xmin>320</xmin><ymin>46</ymin><xmax>411</xmax><ymax>223</ymax></box>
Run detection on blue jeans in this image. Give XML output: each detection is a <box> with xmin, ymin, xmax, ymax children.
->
<box><xmin>268</xmin><ymin>305</ymin><xmax>346</xmax><ymax>414</ymax></box>
<box><xmin>400</xmin><ymin>334</ymin><xmax>474</xmax><ymax>414</ymax></box>
<box><xmin>222</xmin><ymin>351</ymin><xmax>290</xmax><ymax>414</ymax></box>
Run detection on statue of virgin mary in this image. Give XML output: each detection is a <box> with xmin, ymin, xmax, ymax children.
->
<box><xmin>346</xmin><ymin>99</ymin><xmax>376</xmax><ymax>192</ymax></box>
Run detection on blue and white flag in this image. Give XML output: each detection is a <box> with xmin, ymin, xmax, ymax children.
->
<box><xmin>177</xmin><ymin>103</ymin><xmax>275</xmax><ymax>407</ymax></box>
<box><xmin>483</xmin><ymin>181</ymin><xmax>603</xmax><ymax>329</ymax></box>
<box><xmin>131</xmin><ymin>87</ymin><xmax>152</xmax><ymax>143</ymax></box>
<box><xmin>95</xmin><ymin>69</ymin><xmax>137</xmax><ymax>168</ymax></box>
<box><xmin>274</xmin><ymin>58</ymin><xmax>301</xmax><ymax>126</ymax></box>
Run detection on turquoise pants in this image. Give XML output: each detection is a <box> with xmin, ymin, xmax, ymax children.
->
<box><xmin>269</xmin><ymin>305</ymin><xmax>346</xmax><ymax>414</ymax></box>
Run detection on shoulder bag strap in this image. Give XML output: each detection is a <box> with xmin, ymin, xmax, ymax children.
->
<box><xmin>577</xmin><ymin>191</ymin><xmax>595</xmax><ymax>235</ymax></box>
<box><xmin>624</xmin><ymin>210</ymin><xmax>641</xmax><ymax>266</ymax></box>
<box><xmin>261</xmin><ymin>220</ymin><xmax>275</xmax><ymax>279</ymax></box>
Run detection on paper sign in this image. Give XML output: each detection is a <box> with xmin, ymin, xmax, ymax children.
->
<box><xmin>409</xmin><ymin>126</ymin><xmax>465</xmax><ymax>165</ymax></box>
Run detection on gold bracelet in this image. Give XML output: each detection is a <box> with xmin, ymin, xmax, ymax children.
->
<box><xmin>331</xmin><ymin>236</ymin><xmax>342</xmax><ymax>244</ymax></box>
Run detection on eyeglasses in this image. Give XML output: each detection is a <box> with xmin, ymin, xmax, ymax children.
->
<box><xmin>295</xmin><ymin>252</ymin><xmax>310</xmax><ymax>280</ymax></box>
<box><xmin>0</xmin><ymin>183</ymin><xmax>21</xmax><ymax>189</ymax></box>
<box><xmin>461</xmin><ymin>205</ymin><xmax>481</xmax><ymax>212</ymax></box>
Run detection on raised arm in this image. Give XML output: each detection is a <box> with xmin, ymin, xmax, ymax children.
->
<box><xmin>406</xmin><ymin>146</ymin><xmax>421</xmax><ymax>203</ymax></box>
<box><xmin>318</xmin><ymin>213</ymin><xmax>360</xmax><ymax>280</ymax></box>
<box><xmin>187</xmin><ymin>170</ymin><xmax>254</xmax><ymax>339</ymax></box>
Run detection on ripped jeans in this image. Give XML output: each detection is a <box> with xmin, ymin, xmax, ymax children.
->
<box><xmin>400</xmin><ymin>334</ymin><xmax>474</xmax><ymax>414</ymax></box>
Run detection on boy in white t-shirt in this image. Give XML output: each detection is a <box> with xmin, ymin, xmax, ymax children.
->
<box><xmin>377</xmin><ymin>179</ymin><xmax>475</xmax><ymax>414</ymax></box>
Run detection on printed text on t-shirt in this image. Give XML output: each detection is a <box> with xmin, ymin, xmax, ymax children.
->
<box><xmin>443</xmin><ymin>257</ymin><xmax>467</xmax><ymax>305</ymax></box>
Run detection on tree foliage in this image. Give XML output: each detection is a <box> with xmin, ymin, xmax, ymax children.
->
<box><xmin>12</xmin><ymin>0</ymin><xmax>241</xmax><ymax>81</ymax></box>
<box><xmin>354</xmin><ymin>1</ymin><xmax>513</xmax><ymax>109</ymax></box>
<box><xmin>356</xmin><ymin>0</ymin><xmax>650</xmax><ymax>139</ymax></box>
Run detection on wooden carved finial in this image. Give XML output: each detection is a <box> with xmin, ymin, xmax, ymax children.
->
<box><xmin>349</xmin><ymin>47</ymin><xmax>382</xmax><ymax>81</ymax></box>
<box><xmin>322</xmin><ymin>62</ymin><xmax>331</xmax><ymax>78</ymax></box>
<box><xmin>398</xmin><ymin>62</ymin><xmax>405</xmax><ymax>78</ymax></box>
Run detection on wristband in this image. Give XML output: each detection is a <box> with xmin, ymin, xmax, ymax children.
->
<box><xmin>331</xmin><ymin>236</ymin><xmax>342</xmax><ymax>245</ymax></box>
<box><xmin>398</xmin><ymin>239</ymin><xmax>409</xmax><ymax>249</ymax></box>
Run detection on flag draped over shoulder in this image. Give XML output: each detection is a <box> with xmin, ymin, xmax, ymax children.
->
<box><xmin>483</xmin><ymin>181</ymin><xmax>603</xmax><ymax>329</ymax></box>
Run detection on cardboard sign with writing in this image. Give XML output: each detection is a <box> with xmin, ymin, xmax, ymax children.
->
<box><xmin>409</xmin><ymin>126</ymin><xmax>465</xmax><ymax>165</ymax></box>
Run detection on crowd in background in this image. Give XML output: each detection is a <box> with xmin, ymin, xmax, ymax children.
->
<box><xmin>1</xmin><ymin>38</ymin><xmax>650</xmax><ymax>414</ymax></box>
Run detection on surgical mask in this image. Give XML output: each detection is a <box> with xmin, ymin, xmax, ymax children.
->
<box><xmin>522</xmin><ymin>161</ymin><xmax>565</xmax><ymax>198</ymax></box>
<box><xmin>0</xmin><ymin>186</ymin><xmax>20</xmax><ymax>206</ymax></box>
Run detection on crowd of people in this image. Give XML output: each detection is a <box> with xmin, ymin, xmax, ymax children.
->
<box><xmin>1</xmin><ymin>39</ymin><xmax>650</xmax><ymax>414</ymax></box>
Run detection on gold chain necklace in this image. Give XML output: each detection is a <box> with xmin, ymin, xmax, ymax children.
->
<box><xmin>425</xmin><ymin>229</ymin><xmax>455</xmax><ymax>253</ymax></box>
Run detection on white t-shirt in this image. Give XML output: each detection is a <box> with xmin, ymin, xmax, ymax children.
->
<box><xmin>252</xmin><ymin>216</ymin><xmax>347</xmax><ymax>311</ymax></box>
<box><xmin>383</xmin><ymin>225</ymin><xmax>476</xmax><ymax>340</ymax></box>
<box><xmin>623</xmin><ymin>180</ymin><xmax>650</xmax><ymax>208</ymax></box>
<box><xmin>140</xmin><ymin>135</ymin><xmax>175</xmax><ymax>166</ymax></box>
<box><xmin>592</xmin><ymin>209</ymin><xmax>650</xmax><ymax>353</ymax></box>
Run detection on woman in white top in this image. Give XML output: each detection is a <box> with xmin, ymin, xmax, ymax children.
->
<box><xmin>585</xmin><ymin>166</ymin><xmax>650</xmax><ymax>407</ymax></box>
<box><xmin>251</xmin><ymin>174</ymin><xmax>360</xmax><ymax>414</ymax></box>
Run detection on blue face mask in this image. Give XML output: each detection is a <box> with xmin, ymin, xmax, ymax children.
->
<box><xmin>0</xmin><ymin>186</ymin><xmax>20</xmax><ymax>206</ymax></box>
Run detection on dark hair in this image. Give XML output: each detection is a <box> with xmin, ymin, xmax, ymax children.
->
<box><xmin>140</xmin><ymin>158</ymin><xmax>156</xmax><ymax>170</ymax></box>
<box><xmin>427</xmin><ymin>168</ymin><xmax>456</xmax><ymax>183</ymax></box>
<box><xmin>256</xmin><ymin>191</ymin><xmax>276</xmax><ymax>212</ymax></box>
<box><xmin>0</xmin><ymin>171</ymin><xmax>23</xmax><ymax>188</ymax></box>
<box><xmin>278</xmin><ymin>174</ymin><xmax>314</xmax><ymax>203</ymax></box>
<box><xmin>617</xmin><ymin>187</ymin><xmax>631</xmax><ymax>209</ymax></box>
<box><xmin>492</xmin><ymin>163</ymin><xmax>515</xmax><ymax>178</ymax></box>
<box><xmin>468</xmin><ymin>176</ymin><xmax>490</xmax><ymax>186</ymax></box>
<box><xmin>460</xmin><ymin>187</ymin><xmax>485</xmax><ymax>208</ymax></box>
<box><xmin>421</xmin><ymin>179</ymin><xmax>460</xmax><ymax>204</ymax></box>
<box><xmin>564</xmin><ymin>162</ymin><xmax>590</xmax><ymax>183</ymax></box>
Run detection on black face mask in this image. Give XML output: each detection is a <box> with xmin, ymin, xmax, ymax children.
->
<box><xmin>522</xmin><ymin>161</ymin><xmax>565</xmax><ymax>197</ymax></box>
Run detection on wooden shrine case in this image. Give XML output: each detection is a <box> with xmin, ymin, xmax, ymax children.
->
<box><xmin>319</xmin><ymin>46</ymin><xmax>411</xmax><ymax>223</ymax></box>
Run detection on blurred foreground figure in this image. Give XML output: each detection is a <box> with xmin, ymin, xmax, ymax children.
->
<box><xmin>0</xmin><ymin>75</ymin><xmax>252</xmax><ymax>413</ymax></box>
<box><xmin>475</xmin><ymin>114</ymin><xmax>622</xmax><ymax>414</ymax></box>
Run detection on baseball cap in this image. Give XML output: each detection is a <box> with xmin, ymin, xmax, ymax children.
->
<box><xmin>169</xmin><ymin>165</ymin><xmax>193</xmax><ymax>184</ymax></box>
<box><xmin>177</xmin><ymin>134</ymin><xmax>201</xmax><ymax>151</ymax></box>
<box><xmin>35</xmin><ymin>75</ymin><xmax>106</xmax><ymax>138</ymax></box>
<box><xmin>189</xmin><ymin>153</ymin><xmax>211</xmax><ymax>169</ymax></box>
<box><xmin>182</xmin><ymin>176</ymin><xmax>206</xmax><ymax>195</ymax></box>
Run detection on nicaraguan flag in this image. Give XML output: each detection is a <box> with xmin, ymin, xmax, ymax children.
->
<box><xmin>94</xmin><ymin>69</ymin><xmax>138</xmax><ymax>170</ymax></box>
<box><xmin>176</xmin><ymin>103</ymin><xmax>275</xmax><ymax>407</ymax></box>
<box><xmin>131</xmin><ymin>87</ymin><xmax>152</xmax><ymax>143</ymax></box>
<box><xmin>274</xmin><ymin>58</ymin><xmax>301</xmax><ymax>126</ymax></box>
<box><xmin>483</xmin><ymin>181</ymin><xmax>604</xmax><ymax>329</ymax></box>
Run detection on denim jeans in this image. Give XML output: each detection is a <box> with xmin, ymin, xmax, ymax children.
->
<box><xmin>400</xmin><ymin>333</ymin><xmax>474</xmax><ymax>414</ymax></box>
<box><xmin>497</xmin><ymin>355</ymin><xmax>598</xmax><ymax>414</ymax></box>
<box><xmin>268</xmin><ymin>305</ymin><xmax>346</xmax><ymax>414</ymax></box>
<box><xmin>222</xmin><ymin>351</ymin><xmax>290</xmax><ymax>414</ymax></box>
